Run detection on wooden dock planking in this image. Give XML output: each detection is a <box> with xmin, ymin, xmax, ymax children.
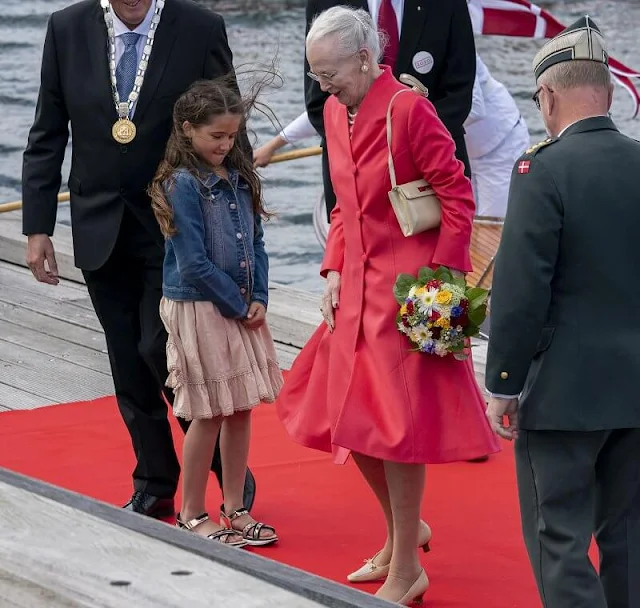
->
<box><xmin>0</xmin><ymin>210</ymin><xmax>84</xmax><ymax>283</ymax></box>
<box><xmin>0</xmin><ymin>480</ymin><xmax>336</xmax><ymax>608</ymax></box>
<box><xmin>0</xmin><ymin>339</ymin><xmax>114</xmax><ymax>405</ymax></box>
<box><xmin>0</xmin><ymin>382</ymin><xmax>57</xmax><ymax>411</ymax></box>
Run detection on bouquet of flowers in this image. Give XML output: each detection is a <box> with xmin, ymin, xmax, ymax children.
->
<box><xmin>393</xmin><ymin>266</ymin><xmax>489</xmax><ymax>359</ymax></box>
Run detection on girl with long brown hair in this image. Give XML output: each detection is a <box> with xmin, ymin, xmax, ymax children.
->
<box><xmin>149</xmin><ymin>78</ymin><xmax>282</xmax><ymax>546</ymax></box>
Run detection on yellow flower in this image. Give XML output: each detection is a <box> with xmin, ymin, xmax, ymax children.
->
<box><xmin>435</xmin><ymin>290</ymin><xmax>452</xmax><ymax>305</ymax></box>
<box><xmin>435</xmin><ymin>316</ymin><xmax>450</xmax><ymax>329</ymax></box>
<box><xmin>415</xmin><ymin>286</ymin><xmax>425</xmax><ymax>297</ymax></box>
<box><xmin>400</xmin><ymin>304</ymin><xmax>408</xmax><ymax>316</ymax></box>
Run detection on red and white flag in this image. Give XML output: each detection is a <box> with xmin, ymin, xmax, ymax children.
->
<box><xmin>468</xmin><ymin>0</ymin><xmax>640</xmax><ymax>117</ymax></box>
<box><xmin>517</xmin><ymin>160</ymin><xmax>531</xmax><ymax>174</ymax></box>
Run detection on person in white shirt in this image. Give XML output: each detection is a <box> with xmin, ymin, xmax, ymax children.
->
<box><xmin>464</xmin><ymin>53</ymin><xmax>530</xmax><ymax>218</ymax></box>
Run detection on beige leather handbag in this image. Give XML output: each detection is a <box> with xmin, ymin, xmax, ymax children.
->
<box><xmin>386</xmin><ymin>76</ymin><xmax>442</xmax><ymax>237</ymax></box>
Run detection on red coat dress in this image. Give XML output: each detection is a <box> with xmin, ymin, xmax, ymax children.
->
<box><xmin>277</xmin><ymin>67</ymin><xmax>500</xmax><ymax>464</ymax></box>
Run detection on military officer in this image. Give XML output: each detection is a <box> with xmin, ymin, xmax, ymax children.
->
<box><xmin>485</xmin><ymin>16</ymin><xmax>640</xmax><ymax>608</ymax></box>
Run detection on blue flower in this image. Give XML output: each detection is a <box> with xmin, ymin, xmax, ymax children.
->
<box><xmin>451</xmin><ymin>305</ymin><xmax>463</xmax><ymax>317</ymax></box>
<box><xmin>421</xmin><ymin>341</ymin><xmax>436</xmax><ymax>354</ymax></box>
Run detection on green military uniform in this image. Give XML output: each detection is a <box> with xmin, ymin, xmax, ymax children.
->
<box><xmin>486</xmin><ymin>16</ymin><xmax>640</xmax><ymax>608</ymax></box>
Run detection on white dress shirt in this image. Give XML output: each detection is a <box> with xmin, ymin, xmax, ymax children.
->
<box><xmin>111</xmin><ymin>0</ymin><xmax>156</xmax><ymax>116</ymax></box>
<box><xmin>367</xmin><ymin>0</ymin><xmax>404</xmax><ymax>41</ymax></box>
<box><xmin>279</xmin><ymin>111</ymin><xmax>317</xmax><ymax>144</ymax></box>
<box><xmin>464</xmin><ymin>54</ymin><xmax>522</xmax><ymax>159</ymax></box>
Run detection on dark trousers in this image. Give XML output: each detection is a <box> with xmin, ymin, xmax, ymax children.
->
<box><xmin>83</xmin><ymin>208</ymin><xmax>222</xmax><ymax>498</ymax></box>
<box><xmin>321</xmin><ymin>133</ymin><xmax>472</xmax><ymax>220</ymax></box>
<box><xmin>515</xmin><ymin>429</ymin><xmax>640</xmax><ymax>608</ymax></box>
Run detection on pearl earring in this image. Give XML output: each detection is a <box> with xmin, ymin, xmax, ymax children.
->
<box><xmin>362</xmin><ymin>64</ymin><xmax>369</xmax><ymax>73</ymax></box>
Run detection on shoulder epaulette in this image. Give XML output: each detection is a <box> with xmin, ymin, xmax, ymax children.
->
<box><xmin>524</xmin><ymin>137</ymin><xmax>557</xmax><ymax>156</ymax></box>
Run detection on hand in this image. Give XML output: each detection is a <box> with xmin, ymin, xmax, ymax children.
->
<box><xmin>243</xmin><ymin>301</ymin><xmax>266</xmax><ymax>329</ymax></box>
<box><xmin>485</xmin><ymin>396</ymin><xmax>519</xmax><ymax>441</ymax></box>
<box><xmin>253</xmin><ymin>137</ymin><xmax>284</xmax><ymax>168</ymax></box>
<box><xmin>253</xmin><ymin>145</ymin><xmax>275</xmax><ymax>168</ymax></box>
<box><xmin>26</xmin><ymin>234</ymin><xmax>59</xmax><ymax>285</ymax></box>
<box><xmin>320</xmin><ymin>270</ymin><xmax>341</xmax><ymax>332</ymax></box>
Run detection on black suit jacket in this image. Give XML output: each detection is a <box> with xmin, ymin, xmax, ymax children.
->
<box><xmin>486</xmin><ymin>117</ymin><xmax>640</xmax><ymax>430</ymax></box>
<box><xmin>22</xmin><ymin>0</ymin><xmax>242</xmax><ymax>271</ymax></box>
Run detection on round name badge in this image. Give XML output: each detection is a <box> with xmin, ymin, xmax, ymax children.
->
<box><xmin>412</xmin><ymin>51</ymin><xmax>434</xmax><ymax>74</ymax></box>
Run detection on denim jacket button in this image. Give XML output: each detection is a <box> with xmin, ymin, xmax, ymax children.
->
<box><xmin>240</xmin><ymin>261</ymin><xmax>247</xmax><ymax>268</ymax></box>
<box><xmin>230</xmin><ymin>203</ymin><xmax>237</xmax><ymax>210</ymax></box>
<box><xmin>240</xmin><ymin>287</ymin><xmax>247</xmax><ymax>294</ymax></box>
<box><xmin>236</xmin><ymin>232</ymin><xmax>242</xmax><ymax>239</ymax></box>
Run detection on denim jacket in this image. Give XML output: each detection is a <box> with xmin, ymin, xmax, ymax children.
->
<box><xmin>162</xmin><ymin>167</ymin><xmax>269</xmax><ymax>319</ymax></box>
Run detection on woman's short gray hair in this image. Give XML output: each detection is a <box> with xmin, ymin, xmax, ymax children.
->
<box><xmin>306</xmin><ymin>6</ymin><xmax>384</xmax><ymax>61</ymax></box>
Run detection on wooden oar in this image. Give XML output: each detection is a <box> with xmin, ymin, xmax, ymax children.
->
<box><xmin>0</xmin><ymin>192</ymin><xmax>70</xmax><ymax>214</ymax></box>
<box><xmin>269</xmin><ymin>146</ymin><xmax>322</xmax><ymax>164</ymax></box>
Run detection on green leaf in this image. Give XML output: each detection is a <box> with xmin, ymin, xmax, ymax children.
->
<box><xmin>434</xmin><ymin>266</ymin><xmax>453</xmax><ymax>283</ymax></box>
<box><xmin>468</xmin><ymin>304</ymin><xmax>487</xmax><ymax>327</ymax></box>
<box><xmin>418</xmin><ymin>267</ymin><xmax>434</xmax><ymax>284</ymax></box>
<box><xmin>453</xmin><ymin>352</ymin><xmax>469</xmax><ymax>361</ymax></box>
<box><xmin>393</xmin><ymin>273</ymin><xmax>416</xmax><ymax>305</ymax></box>
<box><xmin>451</xmin><ymin>274</ymin><xmax>467</xmax><ymax>289</ymax></box>
<box><xmin>466</xmin><ymin>287</ymin><xmax>489</xmax><ymax>310</ymax></box>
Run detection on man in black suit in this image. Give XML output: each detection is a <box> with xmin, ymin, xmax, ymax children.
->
<box><xmin>486</xmin><ymin>17</ymin><xmax>640</xmax><ymax>608</ymax></box>
<box><xmin>22</xmin><ymin>0</ymin><xmax>255</xmax><ymax>518</ymax></box>
<box><xmin>305</xmin><ymin>0</ymin><xmax>476</xmax><ymax>218</ymax></box>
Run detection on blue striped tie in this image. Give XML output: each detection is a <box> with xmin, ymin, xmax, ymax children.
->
<box><xmin>115</xmin><ymin>32</ymin><xmax>140</xmax><ymax>102</ymax></box>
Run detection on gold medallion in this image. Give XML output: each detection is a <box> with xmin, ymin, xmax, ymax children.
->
<box><xmin>112</xmin><ymin>118</ymin><xmax>136</xmax><ymax>143</ymax></box>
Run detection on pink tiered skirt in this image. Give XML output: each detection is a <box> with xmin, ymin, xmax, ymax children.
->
<box><xmin>159</xmin><ymin>298</ymin><xmax>283</xmax><ymax>421</ymax></box>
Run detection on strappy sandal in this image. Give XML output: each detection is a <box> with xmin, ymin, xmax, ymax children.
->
<box><xmin>176</xmin><ymin>512</ymin><xmax>247</xmax><ymax>548</ymax></box>
<box><xmin>220</xmin><ymin>505</ymin><xmax>278</xmax><ymax>547</ymax></box>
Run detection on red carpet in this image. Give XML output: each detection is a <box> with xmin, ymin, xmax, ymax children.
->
<box><xmin>1</xmin><ymin>395</ymin><xmax>570</xmax><ymax>607</ymax></box>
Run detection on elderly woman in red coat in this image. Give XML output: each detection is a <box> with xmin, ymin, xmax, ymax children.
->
<box><xmin>276</xmin><ymin>6</ymin><xmax>499</xmax><ymax>604</ymax></box>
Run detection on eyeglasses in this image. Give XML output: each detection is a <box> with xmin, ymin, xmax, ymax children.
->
<box><xmin>307</xmin><ymin>69</ymin><xmax>338</xmax><ymax>83</ymax></box>
<box><xmin>532</xmin><ymin>87</ymin><xmax>542</xmax><ymax>110</ymax></box>
<box><xmin>532</xmin><ymin>85</ymin><xmax>554</xmax><ymax>111</ymax></box>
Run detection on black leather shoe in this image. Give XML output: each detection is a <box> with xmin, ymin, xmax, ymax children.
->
<box><xmin>123</xmin><ymin>491</ymin><xmax>175</xmax><ymax>519</ymax></box>
<box><xmin>467</xmin><ymin>455</ymin><xmax>490</xmax><ymax>463</ymax></box>
<box><xmin>212</xmin><ymin>465</ymin><xmax>257</xmax><ymax>511</ymax></box>
<box><xmin>242</xmin><ymin>467</ymin><xmax>256</xmax><ymax>511</ymax></box>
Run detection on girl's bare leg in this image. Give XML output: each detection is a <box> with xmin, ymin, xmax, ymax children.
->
<box><xmin>180</xmin><ymin>417</ymin><xmax>225</xmax><ymax>537</ymax></box>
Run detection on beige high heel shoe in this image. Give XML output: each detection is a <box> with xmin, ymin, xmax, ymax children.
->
<box><xmin>397</xmin><ymin>569</ymin><xmax>429</xmax><ymax>606</ymax></box>
<box><xmin>346</xmin><ymin>524</ymin><xmax>432</xmax><ymax>583</ymax></box>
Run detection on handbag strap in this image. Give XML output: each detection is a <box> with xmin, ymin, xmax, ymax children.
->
<box><xmin>386</xmin><ymin>89</ymin><xmax>409</xmax><ymax>189</ymax></box>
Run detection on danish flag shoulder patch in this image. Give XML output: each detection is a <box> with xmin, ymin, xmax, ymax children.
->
<box><xmin>517</xmin><ymin>160</ymin><xmax>531</xmax><ymax>174</ymax></box>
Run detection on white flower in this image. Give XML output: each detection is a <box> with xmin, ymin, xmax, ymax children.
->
<box><xmin>411</xmin><ymin>325</ymin><xmax>432</xmax><ymax>344</ymax></box>
<box><xmin>417</xmin><ymin>288</ymin><xmax>438</xmax><ymax>315</ymax></box>
<box><xmin>435</xmin><ymin>342</ymin><xmax>449</xmax><ymax>357</ymax></box>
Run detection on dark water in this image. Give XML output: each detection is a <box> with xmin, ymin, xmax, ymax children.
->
<box><xmin>1</xmin><ymin>0</ymin><xmax>639</xmax><ymax>292</ymax></box>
